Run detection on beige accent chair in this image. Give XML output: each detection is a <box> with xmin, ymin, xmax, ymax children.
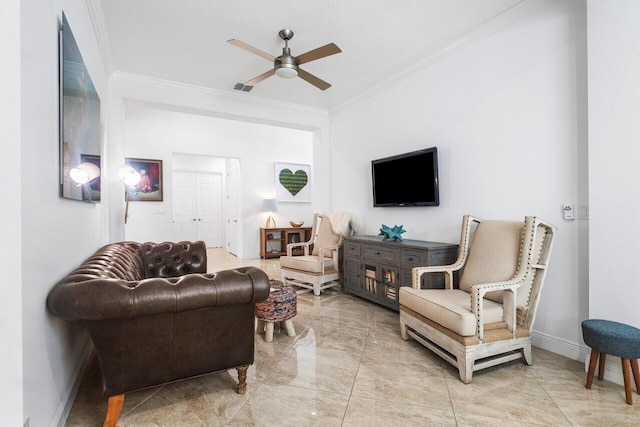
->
<box><xmin>399</xmin><ymin>215</ymin><xmax>556</xmax><ymax>383</ymax></box>
<box><xmin>281</xmin><ymin>213</ymin><xmax>343</xmax><ymax>296</ymax></box>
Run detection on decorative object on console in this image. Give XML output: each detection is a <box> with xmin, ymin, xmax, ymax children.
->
<box><xmin>289</xmin><ymin>221</ymin><xmax>304</xmax><ymax>228</ymax></box>
<box><xmin>124</xmin><ymin>158</ymin><xmax>163</xmax><ymax>202</ymax></box>
<box><xmin>261</xmin><ymin>198</ymin><xmax>279</xmax><ymax>228</ymax></box>
<box><xmin>276</xmin><ymin>162</ymin><xmax>311</xmax><ymax>202</ymax></box>
<box><xmin>378</xmin><ymin>224</ymin><xmax>406</xmax><ymax>241</ymax></box>
<box><xmin>118</xmin><ymin>165</ymin><xmax>141</xmax><ymax>224</ymax></box>
<box><xmin>59</xmin><ymin>12</ymin><xmax>101</xmax><ymax>202</ymax></box>
<box><xmin>46</xmin><ymin>240</ymin><xmax>270</xmax><ymax>427</ymax></box>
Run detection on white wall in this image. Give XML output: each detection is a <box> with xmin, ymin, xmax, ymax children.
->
<box><xmin>588</xmin><ymin>1</ymin><xmax>640</xmax><ymax>328</ymax></box>
<box><xmin>107</xmin><ymin>74</ymin><xmax>332</xmax><ymax>247</ymax></box>
<box><xmin>0</xmin><ymin>1</ymin><xmax>24</xmax><ymax>425</ymax></box>
<box><xmin>19</xmin><ymin>2</ymin><xmax>109</xmax><ymax>426</ymax></box>
<box><xmin>122</xmin><ymin>104</ymin><xmax>314</xmax><ymax>258</ymax></box>
<box><xmin>173</xmin><ymin>152</ymin><xmax>227</xmax><ymax>173</ymax></box>
<box><xmin>330</xmin><ymin>0</ymin><xmax>589</xmax><ymax>359</ymax></box>
<box><xmin>586</xmin><ymin>0</ymin><xmax>640</xmax><ymax>383</ymax></box>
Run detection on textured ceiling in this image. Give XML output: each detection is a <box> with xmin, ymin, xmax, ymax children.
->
<box><xmin>100</xmin><ymin>0</ymin><xmax>528</xmax><ymax>110</ymax></box>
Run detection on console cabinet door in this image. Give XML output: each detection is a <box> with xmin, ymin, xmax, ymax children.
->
<box><xmin>341</xmin><ymin>236</ymin><xmax>458</xmax><ymax>311</ymax></box>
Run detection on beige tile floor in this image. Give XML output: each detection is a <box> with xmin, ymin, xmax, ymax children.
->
<box><xmin>65</xmin><ymin>249</ymin><xmax>640</xmax><ymax>426</ymax></box>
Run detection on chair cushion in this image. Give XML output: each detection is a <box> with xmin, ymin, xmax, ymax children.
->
<box><xmin>399</xmin><ymin>287</ymin><xmax>504</xmax><ymax>336</ymax></box>
<box><xmin>312</xmin><ymin>216</ymin><xmax>340</xmax><ymax>258</ymax></box>
<box><xmin>280</xmin><ymin>255</ymin><xmax>334</xmax><ymax>274</ymax></box>
<box><xmin>459</xmin><ymin>220</ymin><xmax>522</xmax><ymax>303</ymax></box>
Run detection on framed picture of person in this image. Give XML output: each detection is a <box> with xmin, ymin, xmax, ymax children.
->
<box><xmin>124</xmin><ymin>158</ymin><xmax>163</xmax><ymax>201</ymax></box>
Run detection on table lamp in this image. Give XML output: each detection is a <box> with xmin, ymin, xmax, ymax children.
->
<box><xmin>261</xmin><ymin>198</ymin><xmax>278</xmax><ymax>228</ymax></box>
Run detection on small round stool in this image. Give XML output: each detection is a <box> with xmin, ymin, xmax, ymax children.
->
<box><xmin>255</xmin><ymin>284</ymin><xmax>297</xmax><ymax>342</ymax></box>
<box><xmin>582</xmin><ymin>319</ymin><xmax>640</xmax><ymax>404</ymax></box>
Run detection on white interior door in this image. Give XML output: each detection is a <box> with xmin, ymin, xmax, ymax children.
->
<box><xmin>172</xmin><ymin>172</ymin><xmax>197</xmax><ymax>241</ymax></box>
<box><xmin>226</xmin><ymin>158</ymin><xmax>240</xmax><ymax>256</ymax></box>
<box><xmin>173</xmin><ymin>171</ymin><xmax>223</xmax><ymax>246</ymax></box>
<box><xmin>196</xmin><ymin>173</ymin><xmax>222</xmax><ymax>247</ymax></box>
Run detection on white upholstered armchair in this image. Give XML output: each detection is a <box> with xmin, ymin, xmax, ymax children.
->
<box><xmin>399</xmin><ymin>215</ymin><xmax>556</xmax><ymax>383</ymax></box>
<box><xmin>280</xmin><ymin>213</ymin><xmax>343</xmax><ymax>296</ymax></box>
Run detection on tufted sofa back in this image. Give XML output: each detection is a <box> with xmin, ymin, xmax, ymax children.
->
<box><xmin>55</xmin><ymin>241</ymin><xmax>206</xmax><ymax>287</ymax></box>
<box><xmin>139</xmin><ymin>241</ymin><xmax>207</xmax><ymax>278</ymax></box>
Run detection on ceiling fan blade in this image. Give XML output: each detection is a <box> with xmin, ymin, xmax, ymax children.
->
<box><xmin>245</xmin><ymin>68</ymin><xmax>276</xmax><ymax>86</ymax></box>
<box><xmin>227</xmin><ymin>39</ymin><xmax>275</xmax><ymax>62</ymax></box>
<box><xmin>296</xmin><ymin>43</ymin><xmax>342</xmax><ymax>65</ymax></box>
<box><xmin>298</xmin><ymin>68</ymin><xmax>331</xmax><ymax>91</ymax></box>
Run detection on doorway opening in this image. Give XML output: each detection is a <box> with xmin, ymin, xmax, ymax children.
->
<box><xmin>172</xmin><ymin>153</ymin><xmax>241</xmax><ymax>256</ymax></box>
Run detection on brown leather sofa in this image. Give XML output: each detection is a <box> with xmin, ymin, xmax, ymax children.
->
<box><xmin>47</xmin><ymin>241</ymin><xmax>270</xmax><ymax>427</ymax></box>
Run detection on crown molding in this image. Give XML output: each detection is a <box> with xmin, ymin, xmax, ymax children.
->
<box><xmin>331</xmin><ymin>0</ymin><xmax>556</xmax><ymax>115</ymax></box>
<box><xmin>86</xmin><ymin>0</ymin><xmax>114</xmax><ymax>75</ymax></box>
<box><xmin>110</xmin><ymin>71</ymin><xmax>330</xmax><ymax>117</ymax></box>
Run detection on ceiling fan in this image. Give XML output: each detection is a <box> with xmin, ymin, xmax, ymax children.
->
<box><xmin>228</xmin><ymin>29</ymin><xmax>342</xmax><ymax>92</ymax></box>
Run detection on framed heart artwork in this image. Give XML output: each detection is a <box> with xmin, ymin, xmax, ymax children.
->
<box><xmin>275</xmin><ymin>162</ymin><xmax>311</xmax><ymax>202</ymax></box>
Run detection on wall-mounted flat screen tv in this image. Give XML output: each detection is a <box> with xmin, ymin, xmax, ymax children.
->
<box><xmin>372</xmin><ymin>147</ymin><xmax>439</xmax><ymax>207</ymax></box>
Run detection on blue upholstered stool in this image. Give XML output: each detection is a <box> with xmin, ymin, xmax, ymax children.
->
<box><xmin>582</xmin><ymin>319</ymin><xmax>640</xmax><ymax>404</ymax></box>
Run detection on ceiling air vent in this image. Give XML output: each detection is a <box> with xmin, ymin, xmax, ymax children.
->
<box><xmin>233</xmin><ymin>83</ymin><xmax>253</xmax><ymax>92</ymax></box>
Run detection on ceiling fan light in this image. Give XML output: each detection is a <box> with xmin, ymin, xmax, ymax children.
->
<box><xmin>275</xmin><ymin>67</ymin><xmax>298</xmax><ymax>79</ymax></box>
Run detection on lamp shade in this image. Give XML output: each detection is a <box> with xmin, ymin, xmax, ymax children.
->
<box><xmin>261</xmin><ymin>198</ymin><xmax>278</xmax><ymax>212</ymax></box>
<box><xmin>118</xmin><ymin>165</ymin><xmax>141</xmax><ymax>187</ymax></box>
<box><xmin>69</xmin><ymin>162</ymin><xmax>100</xmax><ymax>185</ymax></box>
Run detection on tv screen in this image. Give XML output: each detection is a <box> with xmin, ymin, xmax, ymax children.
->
<box><xmin>372</xmin><ymin>147</ymin><xmax>439</xmax><ymax>207</ymax></box>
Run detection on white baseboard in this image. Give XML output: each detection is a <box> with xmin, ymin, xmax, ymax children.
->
<box><xmin>50</xmin><ymin>338</ymin><xmax>95</xmax><ymax>427</ymax></box>
<box><xmin>532</xmin><ymin>330</ymin><xmax>626</xmax><ymax>387</ymax></box>
<box><xmin>532</xmin><ymin>330</ymin><xmax>589</xmax><ymax>362</ymax></box>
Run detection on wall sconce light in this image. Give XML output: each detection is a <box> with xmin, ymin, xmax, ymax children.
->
<box><xmin>261</xmin><ymin>198</ymin><xmax>278</xmax><ymax>228</ymax></box>
<box><xmin>70</xmin><ymin>162</ymin><xmax>100</xmax><ymax>186</ymax></box>
<box><xmin>118</xmin><ymin>165</ymin><xmax>141</xmax><ymax>224</ymax></box>
<box><xmin>69</xmin><ymin>162</ymin><xmax>101</xmax><ymax>202</ymax></box>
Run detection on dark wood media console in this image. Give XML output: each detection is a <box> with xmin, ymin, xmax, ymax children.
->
<box><xmin>342</xmin><ymin>235</ymin><xmax>458</xmax><ymax>311</ymax></box>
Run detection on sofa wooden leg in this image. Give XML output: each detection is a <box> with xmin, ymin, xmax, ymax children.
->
<box><xmin>103</xmin><ymin>394</ymin><xmax>124</xmax><ymax>427</ymax></box>
<box><xmin>586</xmin><ymin>349</ymin><xmax>598</xmax><ymax>389</ymax></box>
<box><xmin>236</xmin><ymin>365</ymin><xmax>248</xmax><ymax>395</ymax></box>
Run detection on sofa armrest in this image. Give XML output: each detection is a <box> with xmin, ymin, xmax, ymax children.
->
<box><xmin>47</xmin><ymin>266</ymin><xmax>270</xmax><ymax>321</ymax></box>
